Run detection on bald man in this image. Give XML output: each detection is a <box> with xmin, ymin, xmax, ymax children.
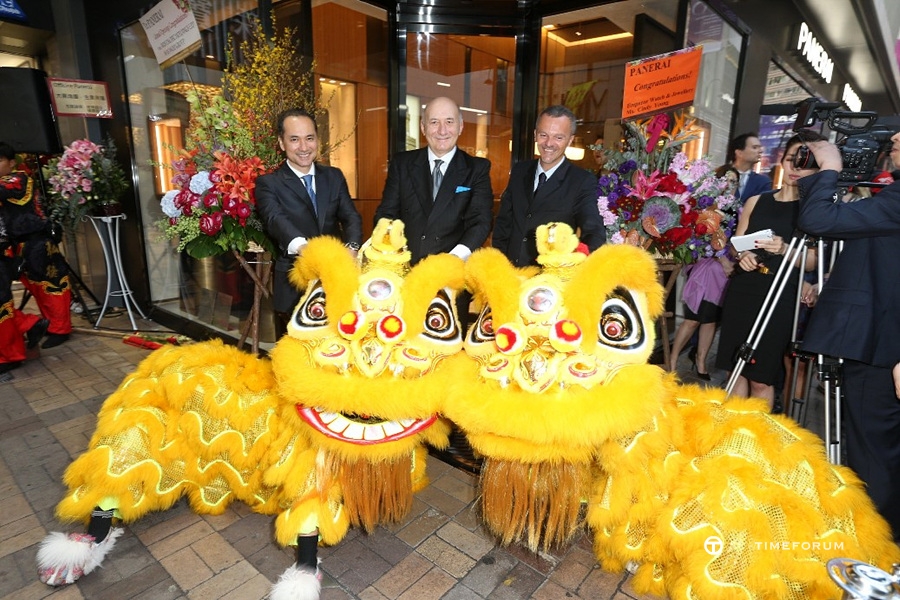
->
<box><xmin>375</xmin><ymin>96</ymin><xmax>493</xmax><ymax>264</ymax></box>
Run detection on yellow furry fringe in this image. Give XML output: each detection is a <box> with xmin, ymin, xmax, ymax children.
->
<box><xmin>480</xmin><ymin>458</ymin><xmax>589</xmax><ymax>552</ymax></box>
<box><xmin>587</xmin><ymin>379</ymin><xmax>900</xmax><ymax>600</ymax></box>
<box><xmin>57</xmin><ymin>341</ymin><xmax>285</xmax><ymax>524</ymax></box>
<box><xmin>442</xmin><ymin>358</ymin><xmax>668</xmax><ymax>462</ymax></box>
<box><xmin>338</xmin><ymin>454</ymin><xmax>413</xmax><ymax>531</ymax></box>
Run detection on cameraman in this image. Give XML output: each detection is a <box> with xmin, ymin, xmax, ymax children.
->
<box><xmin>798</xmin><ymin>136</ymin><xmax>900</xmax><ymax>540</ymax></box>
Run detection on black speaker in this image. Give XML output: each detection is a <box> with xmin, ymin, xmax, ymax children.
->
<box><xmin>0</xmin><ymin>67</ymin><xmax>62</xmax><ymax>155</ymax></box>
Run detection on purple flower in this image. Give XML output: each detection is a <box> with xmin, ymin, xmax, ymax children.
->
<box><xmin>640</xmin><ymin>196</ymin><xmax>681</xmax><ymax>233</ymax></box>
<box><xmin>619</xmin><ymin>160</ymin><xmax>637</xmax><ymax>174</ymax></box>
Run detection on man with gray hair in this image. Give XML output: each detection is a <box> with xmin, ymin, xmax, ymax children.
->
<box><xmin>493</xmin><ymin>105</ymin><xmax>605</xmax><ymax>266</ymax></box>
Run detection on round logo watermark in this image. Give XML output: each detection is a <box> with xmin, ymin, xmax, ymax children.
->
<box><xmin>704</xmin><ymin>535</ymin><xmax>724</xmax><ymax>556</ymax></box>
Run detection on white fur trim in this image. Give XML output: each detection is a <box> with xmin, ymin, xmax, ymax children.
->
<box><xmin>269</xmin><ymin>564</ymin><xmax>321</xmax><ymax>600</ymax></box>
<box><xmin>84</xmin><ymin>528</ymin><xmax>124</xmax><ymax>575</ymax></box>
<box><xmin>36</xmin><ymin>528</ymin><xmax>123</xmax><ymax>586</ymax></box>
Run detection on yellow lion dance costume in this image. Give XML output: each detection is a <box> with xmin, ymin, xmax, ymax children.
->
<box><xmin>442</xmin><ymin>223</ymin><xmax>900</xmax><ymax>599</ymax></box>
<box><xmin>37</xmin><ymin>220</ymin><xmax>463</xmax><ymax>600</ymax></box>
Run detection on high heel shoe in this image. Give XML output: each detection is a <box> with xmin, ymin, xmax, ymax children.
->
<box><xmin>694</xmin><ymin>363</ymin><xmax>711</xmax><ymax>381</ymax></box>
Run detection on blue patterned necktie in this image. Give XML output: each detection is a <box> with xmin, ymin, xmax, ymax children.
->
<box><xmin>302</xmin><ymin>174</ymin><xmax>317</xmax><ymax>216</ymax></box>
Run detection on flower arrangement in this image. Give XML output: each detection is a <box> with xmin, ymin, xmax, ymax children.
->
<box><xmin>157</xmin><ymin>16</ymin><xmax>318</xmax><ymax>258</ymax></box>
<box><xmin>45</xmin><ymin>137</ymin><xmax>129</xmax><ymax>230</ymax></box>
<box><xmin>159</xmin><ymin>148</ymin><xmax>270</xmax><ymax>258</ymax></box>
<box><xmin>598</xmin><ymin>153</ymin><xmax>740</xmax><ymax>265</ymax></box>
<box><xmin>596</xmin><ymin>111</ymin><xmax>740</xmax><ymax>264</ymax></box>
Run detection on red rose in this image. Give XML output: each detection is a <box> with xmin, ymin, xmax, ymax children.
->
<box><xmin>199</xmin><ymin>212</ymin><xmax>223</xmax><ymax>235</ymax></box>
<box><xmin>680</xmin><ymin>209</ymin><xmax>698</xmax><ymax>226</ymax></box>
<box><xmin>236</xmin><ymin>202</ymin><xmax>252</xmax><ymax>219</ymax></box>
<box><xmin>662</xmin><ymin>226</ymin><xmax>691</xmax><ymax>246</ymax></box>
<box><xmin>695</xmin><ymin>222</ymin><xmax>709</xmax><ymax>235</ymax></box>
<box><xmin>658</xmin><ymin>172</ymin><xmax>687</xmax><ymax>194</ymax></box>
<box><xmin>222</xmin><ymin>196</ymin><xmax>240</xmax><ymax>216</ymax></box>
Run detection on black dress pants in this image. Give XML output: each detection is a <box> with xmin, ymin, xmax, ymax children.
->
<box><xmin>842</xmin><ymin>359</ymin><xmax>900</xmax><ymax>539</ymax></box>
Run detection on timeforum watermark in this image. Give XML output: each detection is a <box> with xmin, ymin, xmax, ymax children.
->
<box><xmin>703</xmin><ymin>536</ymin><xmax>844</xmax><ymax>556</ymax></box>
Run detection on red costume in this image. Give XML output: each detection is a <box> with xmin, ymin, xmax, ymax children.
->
<box><xmin>0</xmin><ymin>168</ymin><xmax>72</xmax><ymax>339</ymax></box>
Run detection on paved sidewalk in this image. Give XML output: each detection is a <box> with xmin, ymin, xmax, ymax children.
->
<box><xmin>0</xmin><ymin>308</ymin><xmax>659</xmax><ymax>600</ymax></box>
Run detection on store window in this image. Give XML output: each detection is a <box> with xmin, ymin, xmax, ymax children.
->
<box><xmin>538</xmin><ymin>1</ymin><xmax>681</xmax><ymax>171</ymax></box>
<box><xmin>121</xmin><ymin>0</ymin><xmax>388</xmax><ymax>346</ymax></box>
<box><xmin>305</xmin><ymin>0</ymin><xmax>389</xmax><ymax>227</ymax></box>
<box><xmin>684</xmin><ymin>0</ymin><xmax>742</xmax><ymax>165</ymax></box>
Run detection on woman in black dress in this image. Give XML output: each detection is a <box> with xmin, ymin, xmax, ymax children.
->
<box><xmin>715</xmin><ymin>132</ymin><xmax>822</xmax><ymax>408</ymax></box>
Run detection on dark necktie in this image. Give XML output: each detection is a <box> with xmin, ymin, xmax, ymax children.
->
<box><xmin>302</xmin><ymin>174</ymin><xmax>317</xmax><ymax>216</ymax></box>
<box><xmin>536</xmin><ymin>171</ymin><xmax>547</xmax><ymax>192</ymax></box>
<box><xmin>432</xmin><ymin>159</ymin><xmax>444</xmax><ymax>200</ymax></box>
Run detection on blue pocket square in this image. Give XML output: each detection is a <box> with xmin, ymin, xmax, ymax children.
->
<box><xmin>455</xmin><ymin>186</ymin><xmax>471</xmax><ymax>193</ymax></box>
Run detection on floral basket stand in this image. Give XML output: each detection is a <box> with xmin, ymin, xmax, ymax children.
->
<box><xmin>232</xmin><ymin>242</ymin><xmax>272</xmax><ymax>354</ymax></box>
<box><xmin>654</xmin><ymin>257</ymin><xmax>682</xmax><ymax>371</ymax></box>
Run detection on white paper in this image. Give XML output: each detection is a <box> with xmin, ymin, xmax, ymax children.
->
<box><xmin>730</xmin><ymin>229</ymin><xmax>774</xmax><ymax>252</ymax></box>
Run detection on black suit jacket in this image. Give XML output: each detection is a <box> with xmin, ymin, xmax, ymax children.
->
<box><xmin>798</xmin><ymin>170</ymin><xmax>900</xmax><ymax>368</ymax></box>
<box><xmin>256</xmin><ymin>162</ymin><xmax>362</xmax><ymax>313</ymax></box>
<box><xmin>374</xmin><ymin>147</ymin><xmax>493</xmax><ymax>263</ymax></box>
<box><xmin>492</xmin><ymin>158</ymin><xmax>605</xmax><ymax>267</ymax></box>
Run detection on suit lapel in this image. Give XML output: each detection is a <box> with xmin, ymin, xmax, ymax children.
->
<box><xmin>313</xmin><ymin>166</ymin><xmax>327</xmax><ymax>231</ymax></box>
<box><xmin>409</xmin><ymin>150</ymin><xmax>433</xmax><ymax>216</ymax></box>
<box><xmin>524</xmin><ymin>161</ymin><xmax>539</xmax><ymax>209</ymax></box>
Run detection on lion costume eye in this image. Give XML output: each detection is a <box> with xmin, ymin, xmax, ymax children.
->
<box><xmin>598</xmin><ymin>287</ymin><xmax>644</xmax><ymax>349</ymax></box>
<box><xmin>423</xmin><ymin>290</ymin><xmax>460</xmax><ymax>342</ymax></box>
<box><xmin>294</xmin><ymin>282</ymin><xmax>328</xmax><ymax>329</ymax></box>
<box><xmin>469</xmin><ymin>305</ymin><xmax>494</xmax><ymax>345</ymax></box>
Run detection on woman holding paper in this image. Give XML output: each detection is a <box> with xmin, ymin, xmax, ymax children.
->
<box><xmin>715</xmin><ymin>132</ymin><xmax>821</xmax><ymax>408</ymax></box>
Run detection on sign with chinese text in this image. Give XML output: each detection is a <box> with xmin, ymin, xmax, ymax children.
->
<box><xmin>48</xmin><ymin>78</ymin><xmax>113</xmax><ymax>118</ymax></box>
<box><xmin>140</xmin><ymin>0</ymin><xmax>202</xmax><ymax>70</ymax></box>
<box><xmin>622</xmin><ymin>46</ymin><xmax>703</xmax><ymax>120</ymax></box>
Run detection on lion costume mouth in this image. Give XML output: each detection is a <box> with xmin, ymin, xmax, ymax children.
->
<box><xmin>296</xmin><ymin>405</ymin><xmax>438</xmax><ymax>444</ymax></box>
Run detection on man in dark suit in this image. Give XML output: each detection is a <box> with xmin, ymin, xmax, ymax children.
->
<box><xmin>798</xmin><ymin>137</ymin><xmax>900</xmax><ymax>539</ymax></box>
<box><xmin>374</xmin><ymin>96</ymin><xmax>493</xmax><ymax>264</ymax></box>
<box><xmin>256</xmin><ymin>108</ymin><xmax>363</xmax><ymax>335</ymax></box>
<box><xmin>727</xmin><ymin>132</ymin><xmax>771</xmax><ymax>203</ymax></box>
<box><xmin>493</xmin><ymin>105</ymin><xmax>605</xmax><ymax>267</ymax></box>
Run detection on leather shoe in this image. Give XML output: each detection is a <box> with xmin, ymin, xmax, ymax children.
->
<box><xmin>42</xmin><ymin>333</ymin><xmax>70</xmax><ymax>349</ymax></box>
<box><xmin>26</xmin><ymin>318</ymin><xmax>50</xmax><ymax>349</ymax></box>
<box><xmin>0</xmin><ymin>360</ymin><xmax>22</xmax><ymax>373</ymax></box>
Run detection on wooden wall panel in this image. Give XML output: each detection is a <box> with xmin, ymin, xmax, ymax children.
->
<box><xmin>313</xmin><ymin>3</ymin><xmax>368</xmax><ymax>82</ymax></box>
<box><xmin>356</xmin><ymin>83</ymin><xmax>388</xmax><ymax>202</ymax></box>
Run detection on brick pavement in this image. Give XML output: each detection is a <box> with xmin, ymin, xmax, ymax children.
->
<box><xmin>0</xmin><ymin>309</ymin><xmax>660</xmax><ymax>600</ymax></box>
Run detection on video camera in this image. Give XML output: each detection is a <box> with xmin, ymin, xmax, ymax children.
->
<box><xmin>791</xmin><ymin>98</ymin><xmax>897</xmax><ymax>185</ymax></box>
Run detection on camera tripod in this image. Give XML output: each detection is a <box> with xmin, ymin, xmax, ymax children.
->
<box><xmin>724</xmin><ymin>232</ymin><xmax>845</xmax><ymax>465</ymax></box>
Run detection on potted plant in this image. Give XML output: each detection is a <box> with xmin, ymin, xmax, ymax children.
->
<box><xmin>45</xmin><ymin>137</ymin><xmax>129</xmax><ymax>230</ymax></box>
